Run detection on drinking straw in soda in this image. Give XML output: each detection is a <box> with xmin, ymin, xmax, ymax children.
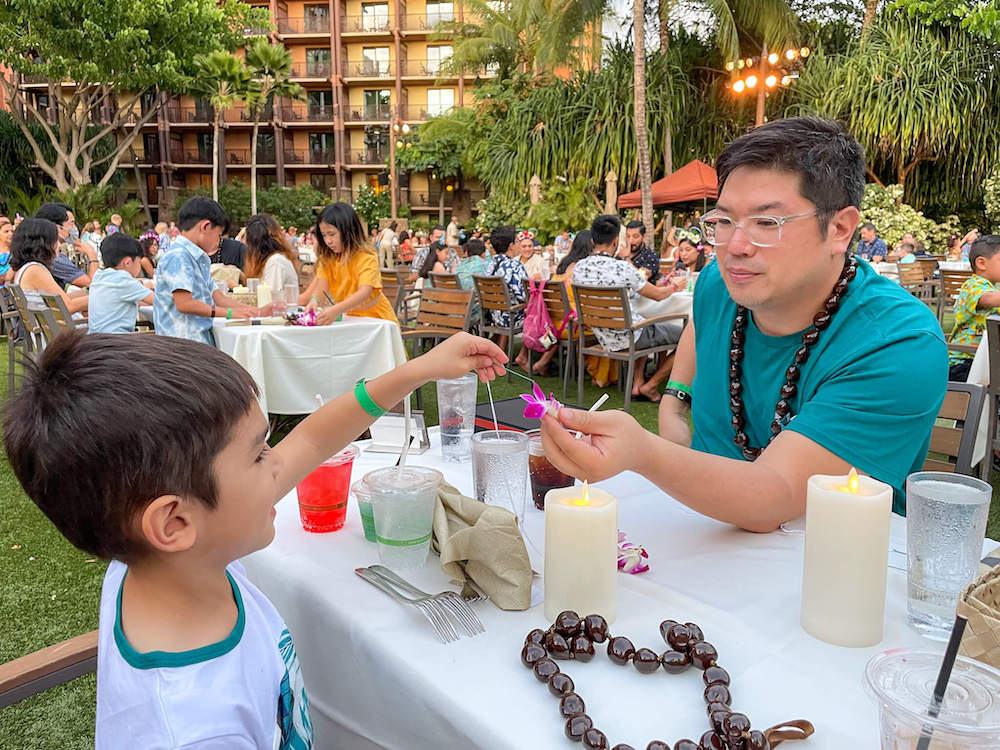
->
<box><xmin>915</xmin><ymin>614</ymin><xmax>969</xmax><ymax>750</ymax></box>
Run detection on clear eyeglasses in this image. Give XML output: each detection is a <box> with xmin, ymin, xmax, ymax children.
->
<box><xmin>699</xmin><ymin>208</ymin><xmax>817</xmax><ymax>248</ymax></box>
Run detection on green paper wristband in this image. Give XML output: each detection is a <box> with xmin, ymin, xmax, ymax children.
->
<box><xmin>226</xmin><ymin>307</ymin><xmax>232</xmax><ymax>320</ymax></box>
<box><xmin>354</xmin><ymin>379</ymin><xmax>387</xmax><ymax>418</ymax></box>
<box><xmin>666</xmin><ymin>380</ymin><xmax>692</xmax><ymax>396</ymax></box>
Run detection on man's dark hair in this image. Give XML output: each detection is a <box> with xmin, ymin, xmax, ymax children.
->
<box><xmin>625</xmin><ymin>220</ymin><xmax>646</xmax><ymax>236</ymax></box>
<box><xmin>466</xmin><ymin>238</ymin><xmax>486</xmax><ymax>257</ymax></box>
<box><xmin>10</xmin><ymin>218</ymin><xmax>58</xmax><ymax>270</ymax></box>
<box><xmin>861</xmin><ymin>222</ymin><xmax>876</xmax><ymax>232</ymax></box>
<box><xmin>715</xmin><ymin>116</ymin><xmax>865</xmax><ymax>239</ymax></box>
<box><xmin>970</xmin><ymin>235</ymin><xmax>1000</xmax><ymax>272</ymax></box>
<box><xmin>590</xmin><ymin>214</ymin><xmax>621</xmax><ymax>248</ymax></box>
<box><xmin>177</xmin><ymin>196</ymin><xmax>228</xmax><ymax>231</ymax></box>
<box><xmin>433</xmin><ymin>224</ymin><xmax>446</xmax><ymax>234</ymax></box>
<box><xmin>100</xmin><ymin>233</ymin><xmax>143</xmax><ymax>268</ymax></box>
<box><xmin>34</xmin><ymin>202</ymin><xmax>70</xmax><ymax>226</ymax></box>
<box><xmin>490</xmin><ymin>225</ymin><xmax>516</xmax><ymax>255</ymax></box>
<box><xmin>3</xmin><ymin>332</ymin><xmax>259</xmax><ymax>561</ymax></box>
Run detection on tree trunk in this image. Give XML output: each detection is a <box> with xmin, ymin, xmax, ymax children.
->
<box><xmin>212</xmin><ymin>116</ymin><xmax>222</xmax><ymax>202</ymax></box>
<box><xmin>127</xmin><ymin>140</ymin><xmax>154</xmax><ymax>226</ymax></box>
<box><xmin>251</xmin><ymin>113</ymin><xmax>260</xmax><ymax>215</ymax></box>
<box><xmin>633</xmin><ymin>0</ymin><xmax>655</xmax><ymax>238</ymax></box>
<box><xmin>661</xmin><ymin>126</ymin><xmax>673</xmax><ymax>254</ymax></box>
<box><xmin>658</xmin><ymin>0</ymin><xmax>670</xmax><ymax>52</ymax></box>
<box><xmin>862</xmin><ymin>0</ymin><xmax>879</xmax><ymax>31</ymax></box>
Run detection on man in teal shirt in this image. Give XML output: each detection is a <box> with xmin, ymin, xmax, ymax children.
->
<box><xmin>539</xmin><ymin>117</ymin><xmax>946</xmax><ymax>528</ymax></box>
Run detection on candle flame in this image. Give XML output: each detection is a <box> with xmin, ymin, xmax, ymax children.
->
<box><xmin>847</xmin><ymin>468</ymin><xmax>860</xmax><ymax>494</ymax></box>
<box><xmin>571</xmin><ymin>481</ymin><xmax>591</xmax><ymax>506</ymax></box>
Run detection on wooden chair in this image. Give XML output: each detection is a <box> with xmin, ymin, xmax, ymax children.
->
<box><xmin>924</xmin><ymin>382</ymin><xmax>986</xmax><ymax>475</ymax></box>
<box><xmin>0</xmin><ymin>284</ymin><xmax>45</xmax><ymax>392</ymax></box>
<box><xmin>473</xmin><ymin>274</ymin><xmax>525</xmax><ymax>375</ymax></box>
<box><xmin>938</xmin><ymin>269</ymin><xmax>973</xmax><ymax>324</ymax></box>
<box><xmin>0</xmin><ymin>630</ymin><xmax>98</xmax><ymax>709</ymax></box>
<box><xmin>520</xmin><ymin>278</ymin><xmax>578</xmax><ymax>399</ymax></box>
<box><xmin>381</xmin><ymin>268</ymin><xmax>420</xmax><ymax>326</ymax></box>
<box><xmin>572</xmin><ymin>284</ymin><xmax>688</xmax><ymax>411</ymax></box>
<box><xmin>980</xmin><ymin>315</ymin><xmax>1000</xmax><ymax>480</ymax></box>
<box><xmin>36</xmin><ymin>292</ymin><xmax>85</xmax><ymax>343</ymax></box>
<box><xmin>401</xmin><ymin>287</ymin><xmax>473</xmax><ymax>408</ymax></box>
<box><xmin>428</xmin><ymin>272</ymin><xmax>461</xmax><ymax>290</ymax></box>
<box><xmin>380</xmin><ymin>268</ymin><xmax>403</xmax><ymax>318</ymax></box>
<box><xmin>897</xmin><ymin>263</ymin><xmax>938</xmax><ymax>311</ymax></box>
<box><xmin>915</xmin><ymin>257</ymin><xmax>938</xmax><ymax>281</ymax></box>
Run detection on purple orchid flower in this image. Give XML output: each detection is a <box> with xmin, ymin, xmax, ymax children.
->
<box><xmin>617</xmin><ymin>531</ymin><xmax>649</xmax><ymax>574</ymax></box>
<box><xmin>520</xmin><ymin>381</ymin><xmax>561</xmax><ymax>420</ymax></box>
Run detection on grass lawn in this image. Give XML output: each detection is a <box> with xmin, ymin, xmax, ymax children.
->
<box><xmin>1</xmin><ymin>338</ymin><xmax>998</xmax><ymax>747</ymax></box>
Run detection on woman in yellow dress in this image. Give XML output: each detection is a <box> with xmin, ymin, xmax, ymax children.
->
<box><xmin>302</xmin><ymin>202</ymin><xmax>398</xmax><ymax>325</ymax></box>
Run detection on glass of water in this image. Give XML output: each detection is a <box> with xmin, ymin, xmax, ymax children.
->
<box><xmin>365</xmin><ymin>466</ymin><xmax>442</xmax><ymax>570</ymax></box>
<box><xmin>471</xmin><ymin>431</ymin><xmax>529</xmax><ymax>523</ymax></box>
<box><xmin>906</xmin><ymin>471</ymin><xmax>991</xmax><ymax>639</ymax></box>
<box><xmin>436</xmin><ymin>373</ymin><xmax>478</xmax><ymax>462</ymax></box>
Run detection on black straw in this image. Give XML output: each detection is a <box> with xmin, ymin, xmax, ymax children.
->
<box><xmin>915</xmin><ymin>614</ymin><xmax>968</xmax><ymax>750</ymax></box>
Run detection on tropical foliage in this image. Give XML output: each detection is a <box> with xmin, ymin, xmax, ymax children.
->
<box><xmin>179</xmin><ymin>181</ymin><xmax>325</xmax><ymax>229</ymax></box>
<box><xmin>985</xmin><ymin>167</ymin><xmax>1000</xmax><ymax>232</ymax></box>
<box><xmin>858</xmin><ymin>184</ymin><xmax>961</xmax><ymax>252</ymax></box>
<box><xmin>354</xmin><ymin>186</ymin><xmax>392</xmax><ymax>231</ymax></box>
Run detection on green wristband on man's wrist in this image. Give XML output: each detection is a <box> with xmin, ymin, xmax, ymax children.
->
<box><xmin>666</xmin><ymin>380</ymin><xmax>691</xmax><ymax>396</ymax></box>
<box><xmin>354</xmin><ymin>379</ymin><xmax>387</xmax><ymax>418</ymax></box>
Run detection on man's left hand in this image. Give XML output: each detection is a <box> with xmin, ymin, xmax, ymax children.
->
<box><xmin>539</xmin><ymin>408</ymin><xmax>650</xmax><ymax>483</ymax></box>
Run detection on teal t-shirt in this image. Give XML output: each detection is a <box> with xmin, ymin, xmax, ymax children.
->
<box><xmin>691</xmin><ymin>259</ymin><xmax>947</xmax><ymax>514</ymax></box>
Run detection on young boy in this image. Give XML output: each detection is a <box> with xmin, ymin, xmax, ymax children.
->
<box><xmin>948</xmin><ymin>235</ymin><xmax>1000</xmax><ymax>381</ymax></box>
<box><xmin>4</xmin><ymin>330</ymin><xmax>506</xmax><ymax>749</ymax></box>
<box><xmin>153</xmin><ymin>197</ymin><xmax>260</xmax><ymax>345</ymax></box>
<box><xmin>87</xmin><ymin>233</ymin><xmax>155</xmax><ymax>334</ymax></box>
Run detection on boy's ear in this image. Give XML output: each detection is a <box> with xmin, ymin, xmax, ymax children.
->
<box><xmin>140</xmin><ymin>496</ymin><xmax>198</xmax><ymax>553</ymax></box>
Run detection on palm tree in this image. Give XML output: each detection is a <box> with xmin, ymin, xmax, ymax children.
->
<box><xmin>634</xmin><ymin>0</ymin><xmax>654</xmax><ymax>236</ymax></box>
<box><xmin>193</xmin><ymin>51</ymin><xmax>251</xmax><ymax>201</ymax></box>
<box><xmin>244</xmin><ymin>39</ymin><xmax>305</xmax><ymax>215</ymax></box>
<box><xmin>438</xmin><ymin>0</ymin><xmax>609</xmax><ymax>78</ymax></box>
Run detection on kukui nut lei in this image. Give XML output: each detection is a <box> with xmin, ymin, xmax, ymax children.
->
<box><xmin>521</xmin><ymin>611</ymin><xmax>814</xmax><ymax>750</ymax></box>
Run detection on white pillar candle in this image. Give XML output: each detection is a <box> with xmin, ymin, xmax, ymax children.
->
<box><xmin>800</xmin><ymin>468</ymin><xmax>892</xmax><ymax>647</ymax></box>
<box><xmin>544</xmin><ymin>483</ymin><xmax>618</xmax><ymax>623</ymax></box>
<box><xmin>257</xmin><ymin>283</ymin><xmax>272</xmax><ymax>308</ymax></box>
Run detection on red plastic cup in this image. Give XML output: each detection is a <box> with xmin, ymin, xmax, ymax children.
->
<box><xmin>296</xmin><ymin>445</ymin><xmax>359</xmax><ymax>532</ymax></box>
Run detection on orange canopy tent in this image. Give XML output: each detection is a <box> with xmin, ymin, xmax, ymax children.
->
<box><xmin>617</xmin><ymin>159</ymin><xmax>718</xmax><ymax>209</ymax></box>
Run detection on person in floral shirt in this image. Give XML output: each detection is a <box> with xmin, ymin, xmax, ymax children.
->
<box><xmin>947</xmin><ymin>235</ymin><xmax>1000</xmax><ymax>381</ymax></box>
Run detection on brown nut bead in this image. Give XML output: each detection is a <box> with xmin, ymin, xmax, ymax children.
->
<box><xmin>607</xmin><ymin>636</ymin><xmax>636</xmax><ymax>665</ymax></box>
<box><xmin>674</xmin><ymin>742</ymin><xmax>700</xmax><ymax>750</ymax></box>
<box><xmin>646</xmin><ymin>742</ymin><xmax>671</xmax><ymax>750</ymax></box>
<box><xmin>555</xmin><ymin>610</ymin><xmax>583</xmax><ymax>637</ymax></box>
<box><xmin>571</xmin><ymin>635</ymin><xmax>596</xmax><ymax>662</ymax></box>
<box><xmin>698</xmin><ymin>731</ymin><xmax>726</xmax><ymax>750</ymax></box>
<box><xmin>660</xmin><ymin>649</ymin><xmax>691</xmax><ymax>674</ymax></box>
<box><xmin>548</xmin><ymin>672</ymin><xmax>575</xmax><ymax>697</ymax></box>
<box><xmin>559</xmin><ymin>692</ymin><xmax>586</xmax><ymax>718</ymax></box>
<box><xmin>611</xmin><ymin>745</ymin><xmax>637</xmax><ymax>750</ymax></box>
<box><xmin>658</xmin><ymin>619</ymin><xmax>678</xmax><ymax>643</ymax></box>
<box><xmin>633</xmin><ymin>647</ymin><xmax>661</xmax><ymax>673</ymax></box>
<box><xmin>565</xmin><ymin>713</ymin><xmax>593</xmax><ymax>742</ymax></box>
<box><xmin>583</xmin><ymin>728</ymin><xmax>609</xmax><ymax>749</ymax></box>
<box><xmin>690</xmin><ymin>641</ymin><xmax>719</xmax><ymax>670</ymax></box>
<box><xmin>583</xmin><ymin>614</ymin><xmax>610</xmax><ymax>643</ymax></box>
<box><xmin>521</xmin><ymin>642</ymin><xmax>547</xmax><ymax>668</ymax></box>
<box><xmin>703</xmin><ymin>666</ymin><xmax>730</xmax><ymax>687</ymax></box>
<box><xmin>745</xmin><ymin>730</ymin><xmax>770</xmax><ymax>750</ymax></box>
<box><xmin>704</xmin><ymin>683</ymin><xmax>732</xmax><ymax>706</ymax></box>
<box><xmin>532</xmin><ymin>657</ymin><xmax>560</xmax><ymax>682</ymax></box>
<box><xmin>525</xmin><ymin>628</ymin><xmax>547</xmax><ymax>646</ymax></box>
<box><xmin>546</xmin><ymin>631</ymin><xmax>572</xmax><ymax>659</ymax></box>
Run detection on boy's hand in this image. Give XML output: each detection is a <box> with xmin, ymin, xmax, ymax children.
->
<box><xmin>539</xmin><ymin>408</ymin><xmax>651</xmax><ymax>483</ymax></box>
<box><xmin>416</xmin><ymin>332</ymin><xmax>508</xmax><ymax>382</ymax></box>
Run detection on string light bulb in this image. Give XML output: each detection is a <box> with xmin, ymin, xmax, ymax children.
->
<box><xmin>800</xmin><ymin>47</ymin><xmax>810</xmax><ymax>58</ymax></box>
<box><xmin>781</xmin><ymin>75</ymin><xmax>791</xmax><ymax>86</ymax></box>
<box><xmin>737</xmin><ymin>59</ymin><xmax>744</xmax><ymax>69</ymax></box>
<box><xmin>401</xmin><ymin>123</ymin><xmax>411</xmax><ymax>134</ymax></box>
<box><xmin>767</xmin><ymin>52</ymin><xmax>779</xmax><ymax>65</ymax></box>
<box><xmin>726</xmin><ymin>61</ymin><xmax>735</xmax><ymax>71</ymax></box>
<box><xmin>785</xmin><ymin>48</ymin><xmax>797</xmax><ymax>61</ymax></box>
<box><xmin>732</xmin><ymin>79</ymin><xmax>745</xmax><ymax>93</ymax></box>
<box><xmin>745</xmin><ymin>75</ymin><xmax>758</xmax><ymax>89</ymax></box>
<box><xmin>765</xmin><ymin>75</ymin><xmax>777</xmax><ymax>88</ymax></box>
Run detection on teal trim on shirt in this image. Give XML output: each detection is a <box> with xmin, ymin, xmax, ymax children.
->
<box><xmin>114</xmin><ymin>570</ymin><xmax>246</xmax><ymax>669</ymax></box>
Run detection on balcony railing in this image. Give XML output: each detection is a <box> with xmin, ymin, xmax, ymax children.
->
<box><xmin>346</xmin><ymin>60</ymin><xmax>393</xmax><ymax>78</ymax></box>
<box><xmin>222</xmin><ymin>105</ymin><xmax>273</xmax><ymax>123</ymax></box>
<box><xmin>284</xmin><ymin>148</ymin><xmax>336</xmax><ymax>165</ymax></box>
<box><xmin>346</xmin><ymin>105</ymin><xmax>392</xmax><ymax>122</ymax></box>
<box><xmin>402</xmin><ymin>13</ymin><xmax>454</xmax><ymax>30</ymax></box>
<box><xmin>242</xmin><ymin>24</ymin><xmax>272</xmax><ymax>36</ymax></box>
<box><xmin>291</xmin><ymin>61</ymin><xmax>332</xmax><ymax>78</ymax></box>
<box><xmin>225</xmin><ymin>149</ymin><xmax>276</xmax><ymax>165</ymax></box>
<box><xmin>21</xmin><ymin>71</ymin><xmax>50</xmax><ymax>84</ymax></box>
<box><xmin>348</xmin><ymin>149</ymin><xmax>388</xmax><ymax>165</ymax></box>
<box><xmin>409</xmin><ymin>190</ymin><xmax>454</xmax><ymax>206</ymax></box>
<box><xmin>278</xmin><ymin>16</ymin><xmax>330</xmax><ymax>34</ymax></box>
<box><xmin>401</xmin><ymin>105</ymin><xmax>452</xmax><ymax>120</ymax></box>
<box><xmin>401</xmin><ymin>59</ymin><xmax>454</xmax><ymax>77</ymax></box>
<box><xmin>166</xmin><ymin>106</ymin><xmax>215</xmax><ymax>124</ymax></box>
<box><xmin>342</xmin><ymin>14</ymin><xmax>392</xmax><ymax>32</ymax></box>
<box><xmin>175</xmin><ymin>149</ymin><xmax>214</xmax><ymax>165</ymax></box>
<box><xmin>281</xmin><ymin>105</ymin><xmax>336</xmax><ymax>122</ymax></box>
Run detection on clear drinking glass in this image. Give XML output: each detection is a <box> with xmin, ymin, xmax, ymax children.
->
<box><xmin>471</xmin><ymin>431</ymin><xmax>529</xmax><ymax>522</ymax></box>
<box><xmin>906</xmin><ymin>471</ymin><xmax>991</xmax><ymax>639</ymax></box>
<box><xmin>284</xmin><ymin>284</ymin><xmax>299</xmax><ymax>306</ymax></box>
<box><xmin>436</xmin><ymin>373</ymin><xmax>478</xmax><ymax>462</ymax></box>
<box><xmin>865</xmin><ymin>648</ymin><xmax>1000</xmax><ymax>748</ymax></box>
<box><xmin>247</xmin><ymin>278</ymin><xmax>261</xmax><ymax>294</ymax></box>
<box><xmin>365</xmin><ymin>466</ymin><xmax>442</xmax><ymax>570</ymax></box>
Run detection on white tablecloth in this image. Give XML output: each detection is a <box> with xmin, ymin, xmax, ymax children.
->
<box><xmin>869</xmin><ymin>262</ymin><xmax>899</xmax><ymax>280</ymax></box>
<box><xmin>213</xmin><ymin>318</ymin><xmax>406</xmax><ymax>414</ymax></box>
<box><xmin>939</xmin><ymin>261</ymin><xmax>972</xmax><ymax>272</ymax></box>
<box><xmin>631</xmin><ymin>290</ymin><xmax>694</xmax><ymax>322</ymax></box>
<box><xmin>242</xmin><ymin>431</ymin><xmax>997</xmax><ymax>750</ymax></box>
<box><xmin>968</xmin><ymin>335</ymin><xmax>991</xmax><ymax>465</ymax></box>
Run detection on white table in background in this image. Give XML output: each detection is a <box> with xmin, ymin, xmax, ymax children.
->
<box><xmin>939</xmin><ymin>261</ymin><xmax>972</xmax><ymax>272</ymax></box>
<box><xmin>213</xmin><ymin>318</ymin><xmax>406</xmax><ymax>414</ymax></box>
<box><xmin>242</xmin><ymin>430</ymin><xmax>996</xmax><ymax>750</ymax></box>
<box><xmin>869</xmin><ymin>262</ymin><xmax>899</xmax><ymax>280</ymax></box>
<box><xmin>968</xmin><ymin>335</ymin><xmax>992</xmax><ymax>465</ymax></box>
<box><xmin>631</xmin><ymin>290</ymin><xmax>693</xmax><ymax>322</ymax></box>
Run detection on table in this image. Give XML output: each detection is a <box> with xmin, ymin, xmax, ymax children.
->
<box><xmin>242</xmin><ymin>430</ymin><xmax>998</xmax><ymax>749</ymax></box>
<box><xmin>939</xmin><ymin>261</ymin><xmax>971</xmax><ymax>272</ymax></box>
<box><xmin>968</xmin><ymin>335</ymin><xmax>991</xmax><ymax>465</ymax></box>
<box><xmin>869</xmin><ymin>262</ymin><xmax>899</xmax><ymax>280</ymax></box>
<box><xmin>213</xmin><ymin>318</ymin><xmax>406</xmax><ymax>414</ymax></box>
<box><xmin>631</xmin><ymin>290</ymin><xmax>693</xmax><ymax>323</ymax></box>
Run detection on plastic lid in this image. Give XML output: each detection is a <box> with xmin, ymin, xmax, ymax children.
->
<box><xmin>321</xmin><ymin>444</ymin><xmax>359</xmax><ymax>466</ymax></box>
<box><xmin>865</xmin><ymin>649</ymin><xmax>1000</xmax><ymax>736</ymax></box>
<box><xmin>363</xmin><ymin>466</ymin><xmax>442</xmax><ymax>494</ymax></box>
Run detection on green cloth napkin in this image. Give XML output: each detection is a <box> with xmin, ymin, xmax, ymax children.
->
<box><xmin>431</xmin><ymin>481</ymin><xmax>532</xmax><ymax>611</ymax></box>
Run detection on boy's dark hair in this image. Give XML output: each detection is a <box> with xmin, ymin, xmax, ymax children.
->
<box><xmin>100</xmin><ymin>233</ymin><xmax>143</xmax><ymax>268</ymax></box>
<box><xmin>590</xmin><ymin>214</ymin><xmax>621</xmax><ymax>247</ymax></box>
<box><xmin>177</xmin><ymin>196</ymin><xmax>228</xmax><ymax>231</ymax></box>
<box><xmin>466</xmin><ymin>238</ymin><xmax>486</xmax><ymax>257</ymax></box>
<box><xmin>625</xmin><ymin>220</ymin><xmax>646</xmax><ymax>235</ymax></box>
<box><xmin>10</xmin><ymin>218</ymin><xmax>58</xmax><ymax>270</ymax></box>
<box><xmin>715</xmin><ymin>116</ymin><xmax>865</xmax><ymax>239</ymax></box>
<box><xmin>4</xmin><ymin>332</ymin><xmax>259</xmax><ymax>561</ymax></box>
<box><xmin>970</xmin><ymin>235</ymin><xmax>1000</xmax><ymax>272</ymax></box>
<box><xmin>900</xmin><ymin>243</ymin><xmax>915</xmax><ymax>254</ymax></box>
<box><xmin>34</xmin><ymin>202</ymin><xmax>70</xmax><ymax>226</ymax></box>
<box><xmin>489</xmin><ymin>225</ymin><xmax>516</xmax><ymax>255</ymax></box>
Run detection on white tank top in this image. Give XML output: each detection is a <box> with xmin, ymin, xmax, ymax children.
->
<box><xmin>13</xmin><ymin>262</ymin><xmax>46</xmax><ymax>310</ymax></box>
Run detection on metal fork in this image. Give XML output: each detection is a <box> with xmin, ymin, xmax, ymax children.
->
<box><xmin>460</xmin><ymin>578</ymin><xmax>489</xmax><ymax>604</ymax></box>
<box><xmin>368</xmin><ymin>565</ymin><xmax>485</xmax><ymax>636</ymax></box>
<box><xmin>354</xmin><ymin>568</ymin><xmax>459</xmax><ymax>643</ymax></box>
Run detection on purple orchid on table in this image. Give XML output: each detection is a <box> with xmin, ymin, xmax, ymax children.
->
<box><xmin>520</xmin><ymin>382</ymin><xmax>562</xmax><ymax>420</ymax></box>
<box><xmin>618</xmin><ymin>531</ymin><xmax>649</xmax><ymax>574</ymax></box>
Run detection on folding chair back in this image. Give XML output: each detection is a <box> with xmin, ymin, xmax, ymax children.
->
<box><xmin>938</xmin><ymin>269</ymin><xmax>972</xmax><ymax>322</ymax></box>
<box><xmin>428</xmin><ymin>272</ymin><xmax>461</xmax><ymax>290</ymax></box>
<box><xmin>925</xmin><ymin>382</ymin><xmax>986</xmax><ymax>475</ymax></box>
<box><xmin>411</xmin><ymin>287</ymin><xmax>473</xmax><ymax>334</ymax></box>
